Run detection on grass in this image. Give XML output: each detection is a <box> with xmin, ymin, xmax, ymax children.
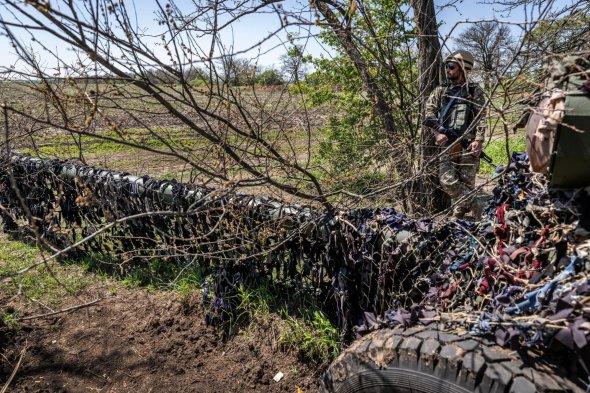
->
<box><xmin>279</xmin><ymin>308</ymin><xmax>341</xmax><ymax>367</ymax></box>
<box><xmin>0</xmin><ymin>233</ymin><xmax>92</xmax><ymax>309</ymax></box>
<box><xmin>1</xmin><ymin>308</ymin><xmax>19</xmax><ymax>330</ymax></box>
<box><xmin>480</xmin><ymin>134</ymin><xmax>526</xmax><ymax>175</ymax></box>
<box><xmin>223</xmin><ymin>281</ymin><xmax>341</xmax><ymax>366</ymax></box>
<box><xmin>234</xmin><ymin>283</ymin><xmax>272</xmax><ymax>324</ymax></box>
<box><xmin>172</xmin><ymin>273</ymin><xmax>202</xmax><ymax>307</ymax></box>
<box><xmin>75</xmin><ymin>253</ymin><xmax>206</xmax><ymax>294</ymax></box>
<box><xmin>22</xmin><ymin>128</ymin><xmax>208</xmax><ymax>159</ymax></box>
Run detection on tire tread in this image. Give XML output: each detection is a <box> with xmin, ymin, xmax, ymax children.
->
<box><xmin>321</xmin><ymin>327</ymin><xmax>585</xmax><ymax>393</ymax></box>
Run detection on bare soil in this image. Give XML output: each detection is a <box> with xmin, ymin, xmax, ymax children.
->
<box><xmin>0</xmin><ymin>286</ymin><xmax>322</xmax><ymax>393</ymax></box>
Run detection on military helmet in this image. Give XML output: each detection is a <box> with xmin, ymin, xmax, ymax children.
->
<box><xmin>445</xmin><ymin>50</ymin><xmax>474</xmax><ymax>72</ymax></box>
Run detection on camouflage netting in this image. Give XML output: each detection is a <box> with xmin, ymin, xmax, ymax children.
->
<box><xmin>1</xmin><ymin>153</ymin><xmax>589</xmax><ymax>359</ymax></box>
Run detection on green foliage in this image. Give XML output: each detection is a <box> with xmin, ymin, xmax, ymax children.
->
<box><xmin>526</xmin><ymin>14</ymin><xmax>590</xmax><ymax>57</ymax></box>
<box><xmin>78</xmin><ymin>254</ymin><xmax>205</xmax><ymax>292</ymax></box>
<box><xmin>279</xmin><ymin>309</ymin><xmax>340</xmax><ymax>366</ymax></box>
<box><xmin>256</xmin><ymin>68</ymin><xmax>284</xmax><ymax>86</ymax></box>
<box><xmin>317</xmin><ymin>108</ymin><xmax>389</xmax><ymax>192</ymax></box>
<box><xmin>213</xmin><ymin>279</ymin><xmax>340</xmax><ymax>365</ymax></box>
<box><xmin>298</xmin><ymin>57</ymin><xmax>389</xmax><ymax>192</ymax></box>
<box><xmin>24</xmin><ymin>128</ymin><xmax>206</xmax><ymax>159</ymax></box>
<box><xmin>280</xmin><ymin>36</ymin><xmax>313</xmax><ymax>82</ymax></box>
<box><xmin>1</xmin><ymin>308</ymin><xmax>20</xmax><ymax>331</ymax></box>
<box><xmin>298</xmin><ymin>0</ymin><xmax>418</xmax><ymax>192</ymax></box>
<box><xmin>0</xmin><ymin>235</ymin><xmax>91</xmax><ymax>305</ymax></box>
<box><xmin>480</xmin><ymin>135</ymin><xmax>526</xmax><ymax>175</ymax></box>
<box><xmin>232</xmin><ymin>284</ymin><xmax>272</xmax><ymax>326</ymax></box>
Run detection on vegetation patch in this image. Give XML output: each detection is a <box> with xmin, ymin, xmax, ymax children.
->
<box><xmin>480</xmin><ymin>134</ymin><xmax>526</xmax><ymax>175</ymax></box>
<box><xmin>22</xmin><ymin>128</ymin><xmax>207</xmax><ymax>159</ymax></box>
<box><xmin>0</xmin><ymin>235</ymin><xmax>91</xmax><ymax>306</ymax></box>
<box><xmin>65</xmin><ymin>248</ymin><xmax>342</xmax><ymax>364</ymax></box>
<box><xmin>279</xmin><ymin>309</ymin><xmax>341</xmax><ymax>367</ymax></box>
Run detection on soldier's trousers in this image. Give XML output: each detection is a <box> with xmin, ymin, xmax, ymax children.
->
<box><xmin>439</xmin><ymin>147</ymin><xmax>480</xmax><ymax>218</ymax></box>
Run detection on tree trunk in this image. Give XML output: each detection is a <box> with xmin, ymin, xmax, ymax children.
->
<box><xmin>411</xmin><ymin>0</ymin><xmax>450</xmax><ymax>213</ymax></box>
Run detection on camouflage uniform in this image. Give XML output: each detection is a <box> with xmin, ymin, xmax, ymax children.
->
<box><xmin>425</xmin><ymin>82</ymin><xmax>487</xmax><ymax>218</ymax></box>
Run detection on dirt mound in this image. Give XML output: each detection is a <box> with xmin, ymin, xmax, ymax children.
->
<box><xmin>0</xmin><ymin>287</ymin><xmax>321</xmax><ymax>393</ymax></box>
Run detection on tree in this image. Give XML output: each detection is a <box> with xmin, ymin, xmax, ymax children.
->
<box><xmin>411</xmin><ymin>0</ymin><xmax>449</xmax><ymax>211</ymax></box>
<box><xmin>280</xmin><ymin>42</ymin><xmax>311</xmax><ymax>82</ymax></box>
<box><xmin>306</xmin><ymin>0</ymin><xmax>426</xmax><ymax>211</ymax></box>
<box><xmin>256</xmin><ymin>67</ymin><xmax>284</xmax><ymax>86</ymax></box>
<box><xmin>521</xmin><ymin>13</ymin><xmax>590</xmax><ymax>72</ymax></box>
<box><xmin>220</xmin><ymin>56</ymin><xmax>258</xmax><ymax>86</ymax></box>
<box><xmin>454</xmin><ymin>21</ymin><xmax>514</xmax><ymax>90</ymax></box>
<box><xmin>0</xmin><ymin>0</ymin><xmax>582</xmax><ymax>216</ymax></box>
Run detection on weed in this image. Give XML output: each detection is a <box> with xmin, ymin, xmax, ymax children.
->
<box><xmin>1</xmin><ymin>308</ymin><xmax>20</xmax><ymax>330</ymax></box>
<box><xmin>279</xmin><ymin>309</ymin><xmax>340</xmax><ymax>366</ymax></box>
<box><xmin>172</xmin><ymin>273</ymin><xmax>202</xmax><ymax>308</ymax></box>
<box><xmin>122</xmin><ymin>275</ymin><xmax>142</xmax><ymax>288</ymax></box>
<box><xmin>226</xmin><ymin>284</ymin><xmax>273</xmax><ymax>331</ymax></box>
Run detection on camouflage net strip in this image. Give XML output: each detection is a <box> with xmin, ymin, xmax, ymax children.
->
<box><xmin>1</xmin><ymin>153</ymin><xmax>590</xmax><ymax>359</ymax></box>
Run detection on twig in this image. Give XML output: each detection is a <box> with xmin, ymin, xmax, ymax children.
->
<box><xmin>0</xmin><ymin>341</ymin><xmax>27</xmax><ymax>393</ymax></box>
<box><xmin>31</xmin><ymin>299</ymin><xmax>55</xmax><ymax>313</ymax></box>
<box><xmin>3</xmin><ymin>102</ymin><xmax>9</xmax><ymax>158</ymax></box>
<box><xmin>338</xmin><ymin>217</ymin><xmax>359</xmax><ymax>233</ymax></box>
<box><xmin>19</xmin><ymin>297</ymin><xmax>102</xmax><ymax>321</ymax></box>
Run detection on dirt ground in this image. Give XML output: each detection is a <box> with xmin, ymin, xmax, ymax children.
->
<box><xmin>0</xmin><ymin>286</ymin><xmax>322</xmax><ymax>393</ymax></box>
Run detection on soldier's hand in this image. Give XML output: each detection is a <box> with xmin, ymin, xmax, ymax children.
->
<box><xmin>469</xmin><ymin>140</ymin><xmax>483</xmax><ymax>157</ymax></box>
<box><xmin>435</xmin><ymin>132</ymin><xmax>448</xmax><ymax>146</ymax></box>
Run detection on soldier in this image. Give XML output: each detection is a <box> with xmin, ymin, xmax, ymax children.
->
<box><xmin>425</xmin><ymin>50</ymin><xmax>487</xmax><ymax>219</ymax></box>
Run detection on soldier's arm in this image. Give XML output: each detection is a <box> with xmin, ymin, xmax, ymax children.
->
<box><xmin>424</xmin><ymin>87</ymin><xmax>443</xmax><ymax>134</ymax></box>
<box><xmin>425</xmin><ymin>87</ymin><xmax>449</xmax><ymax>146</ymax></box>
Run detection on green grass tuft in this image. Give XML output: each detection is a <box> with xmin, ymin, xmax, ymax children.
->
<box><xmin>279</xmin><ymin>309</ymin><xmax>340</xmax><ymax>366</ymax></box>
<box><xmin>0</xmin><ymin>236</ymin><xmax>91</xmax><ymax>305</ymax></box>
<box><xmin>1</xmin><ymin>308</ymin><xmax>20</xmax><ymax>331</ymax></box>
<box><xmin>480</xmin><ymin>135</ymin><xmax>526</xmax><ymax>175</ymax></box>
<box><xmin>233</xmin><ymin>284</ymin><xmax>272</xmax><ymax>324</ymax></box>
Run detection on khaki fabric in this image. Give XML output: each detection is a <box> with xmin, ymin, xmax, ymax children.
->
<box><xmin>439</xmin><ymin>147</ymin><xmax>480</xmax><ymax>218</ymax></box>
<box><xmin>525</xmin><ymin>89</ymin><xmax>566</xmax><ymax>173</ymax></box>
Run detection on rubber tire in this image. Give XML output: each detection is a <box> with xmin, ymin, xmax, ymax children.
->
<box><xmin>321</xmin><ymin>326</ymin><xmax>585</xmax><ymax>393</ymax></box>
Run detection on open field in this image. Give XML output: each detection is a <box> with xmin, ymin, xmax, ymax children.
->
<box><xmin>2</xmin><ymin>81</ymin><xmax>338</xmax><ymax>202</ymax></box>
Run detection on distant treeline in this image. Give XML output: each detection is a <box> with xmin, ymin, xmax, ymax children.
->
<box><xmin>25</xmin><ymin>62</ymin><xmax>287</xmax><ymax>87</ymax></box>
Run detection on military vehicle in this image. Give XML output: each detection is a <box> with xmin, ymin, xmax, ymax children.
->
<box><xmin>320</xmin><ymin>55</ymin><xmax>590</xmax><ymax>393</ymax></box>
